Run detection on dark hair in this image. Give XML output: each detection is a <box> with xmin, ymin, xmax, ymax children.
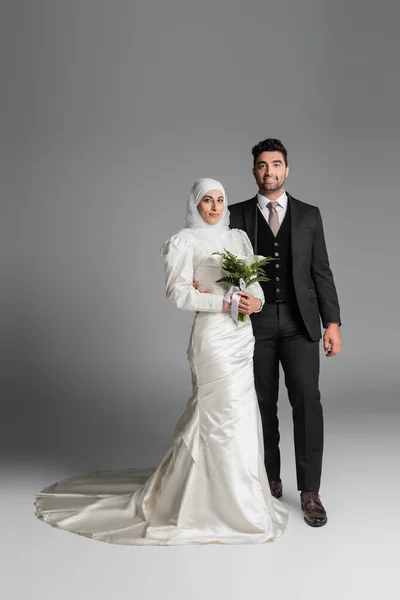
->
<box><xmin>251</xmin><ymin>138</ymin><xmax>288</xmax><ymax>167</ymax></box>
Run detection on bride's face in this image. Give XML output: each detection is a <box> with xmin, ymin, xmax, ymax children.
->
<box><xmin>197</xmin><ymin>189</ymin><xmax>225</xmax><ymax>225</ymax></box>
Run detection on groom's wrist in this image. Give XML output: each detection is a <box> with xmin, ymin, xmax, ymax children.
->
<box><xmin>254</xmin><ymin>299</ymin><xmax>263</xmax><ymax>313</ymax></box>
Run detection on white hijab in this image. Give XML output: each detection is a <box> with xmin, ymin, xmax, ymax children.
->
<box><xmin>184</xmin><ymin>177</ymin><xmax>230</xmax><ymax>239</ymax></box>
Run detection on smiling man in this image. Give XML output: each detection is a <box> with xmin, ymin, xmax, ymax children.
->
<box><xmin>229</xmin><ymin>138</ymin><xmax>342</xmax><ymax>527</ymax></box>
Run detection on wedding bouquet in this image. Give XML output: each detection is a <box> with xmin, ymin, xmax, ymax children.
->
<box><xmin>212</xmin><ymin>249</ymin><xmax>275</xmax><ymax>322</ymax></box>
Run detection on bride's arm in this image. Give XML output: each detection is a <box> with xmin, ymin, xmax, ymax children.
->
<box><xmin>160</xmin><ymin>235</ymin><xmax>225</xmax><ymax>312</ymax></box>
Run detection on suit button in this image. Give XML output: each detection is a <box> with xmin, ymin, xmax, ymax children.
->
<box><xmin>275</xmin><ymin>264</ymin><xmax>280</xmax><ymax>269</ymax></box>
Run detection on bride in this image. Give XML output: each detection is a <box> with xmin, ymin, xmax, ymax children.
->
<box><xmin>35</xmin><ymin>178</ymin><xmax>289</xmax><ymax>545</ymax></box>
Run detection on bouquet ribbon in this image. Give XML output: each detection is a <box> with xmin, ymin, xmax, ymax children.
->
<box><xmin>224</xmin><ymin>278</ymin><xmax>246</xmax><ymax>323</ymax></box>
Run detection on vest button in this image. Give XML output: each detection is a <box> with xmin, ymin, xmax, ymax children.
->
<box><xmin>274</xmin><ymin>242</ymin><xmax>279</xmax><ymax>246</ymax></box>
<box><xmin>276</xmin><ymin>288</ymin><xmax>281</xmax><ymax>293</ymax></box>
<box><xmin>274</xmin><ymin>252</ymin><xmax>279</xmax><ymax>257</ymax></box>
<box><xmin>275</xmin><ymin>264</ymin><xmax>280</xmax><ymax>269</ymax></box>
<box><xmin>276</xmin><ymin>277</ymin><xmax>280</xmax><ymax>281</ymax></box>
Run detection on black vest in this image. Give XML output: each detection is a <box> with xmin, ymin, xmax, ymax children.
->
<box><xmin>256</xmin><ymin>204</ymin><xmax>296</xmax><ymax>304</ymax></box>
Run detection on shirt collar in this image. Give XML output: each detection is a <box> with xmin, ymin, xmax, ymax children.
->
<box><xmin>257</xmin><ymin>190</ymin><xmax>287</xmax><ymax>210</ymax></box>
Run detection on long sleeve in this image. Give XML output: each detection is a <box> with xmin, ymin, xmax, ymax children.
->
<box><xmin>237</xmin><ymin>230</ymin><xmax>265</xmax><ymax>305</ymax></box>
<box><xmin>310</xmin><ymin>209</ymin><xmax>341</xmax><ymax>327</ymax></box>
<box><xmin>160</xmin><ymin>234</ymin><xmax>224</xmax><ymax>312</ymax></box>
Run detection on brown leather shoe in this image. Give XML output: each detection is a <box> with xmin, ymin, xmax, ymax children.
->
<box><xmin>269</xmin><ymin>480</ymin><xmax>283</xmax><ymax>499</ymax></box>
<box><xmin>300</xmin><ymin>491</ymin><xmax>327</xmax><ymax>527</ymax></box>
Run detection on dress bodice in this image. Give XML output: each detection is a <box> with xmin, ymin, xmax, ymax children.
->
<box><xmin>193</xmin><ymin>254</ymin><xmax>230</xmax><ymax>296</ymax></box>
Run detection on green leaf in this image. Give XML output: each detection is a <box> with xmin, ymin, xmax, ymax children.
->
<box><xmin>213</xmin><ymin>250</ymin><xmax>275</xmax><ymax>290</ymax></box>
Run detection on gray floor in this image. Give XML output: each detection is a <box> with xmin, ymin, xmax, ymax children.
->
<box><xmin>2</xmin><ymin>395</ymin><xmax>399</xmax><ymax>600</ymax></box>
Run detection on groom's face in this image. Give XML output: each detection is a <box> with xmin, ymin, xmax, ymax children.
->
<box><xmin>253</xmin><ymin>151</ymin><xmax>289</xmax><ymax>196</ymax></box>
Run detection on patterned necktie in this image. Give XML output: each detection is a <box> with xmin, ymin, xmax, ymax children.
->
<box><xmin>267</xmin><ymin>201</ymin><xmax>280</xmax><ymax>236</ymax></box>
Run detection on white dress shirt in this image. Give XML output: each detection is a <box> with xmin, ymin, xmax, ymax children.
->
<box><xmin>257</xmin><ymin>191</ymin><xmax>288</xmax><ymax>226</ymax></box>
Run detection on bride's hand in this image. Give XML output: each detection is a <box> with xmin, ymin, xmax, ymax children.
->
<box><xmin>237</xmin><ymin>292</ymin><xmax>262</xmax><ymax>315</ymax></box>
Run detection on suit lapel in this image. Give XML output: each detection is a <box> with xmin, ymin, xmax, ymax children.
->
<box><xmin>288</xmin><ymin>194</ymin><xmax>303</xmax><ymax>267</ymax></box>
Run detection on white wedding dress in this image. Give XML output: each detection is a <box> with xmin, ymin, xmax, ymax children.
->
<box><xmin>35</xmin><ymin>228</ymin><xmax>288</xmax><ymax>545</ymax></box>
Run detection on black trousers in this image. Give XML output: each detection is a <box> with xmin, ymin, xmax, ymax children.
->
<box><xmin>251</xmin><ymin>302</ymin><xmax>323</xmax><ymax>492</ymax></box>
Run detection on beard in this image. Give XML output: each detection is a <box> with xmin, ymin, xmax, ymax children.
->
<box><xmin>260</xmin><ymin>176</ymin><xmax>286</xmax><ymax>194</ymax></box>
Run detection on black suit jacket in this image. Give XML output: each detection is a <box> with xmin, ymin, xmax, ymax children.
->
<box><xmin>229</xmin><ymin>194</ymin><xmax>341</xmax><ymax>341</ymax></box>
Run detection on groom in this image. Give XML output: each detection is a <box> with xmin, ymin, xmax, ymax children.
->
<box><xmin>229</xmin><ymin>138</ymin><xmax>342</xmax><ymax>527</ymax></box>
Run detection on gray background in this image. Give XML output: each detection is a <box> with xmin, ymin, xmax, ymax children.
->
<box><xmin>1</xmin><ymin>1</ymin><xmax>399</xmax><ymax>599</ymax></box>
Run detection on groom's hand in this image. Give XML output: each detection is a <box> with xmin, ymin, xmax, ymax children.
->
<box><xmin>193</xmin><ymin>281</ymin><xmax>212</xmax><ymax>294</ymax></box>
<box><xmin>323</xmin><ymin>323</ymin><xmax>342</xmax><ymax>357</ymax></box>
<box><xmin>237</xmin><ymin>292</ymin><xmax>262</xmax><ymax>315</ymax></box>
